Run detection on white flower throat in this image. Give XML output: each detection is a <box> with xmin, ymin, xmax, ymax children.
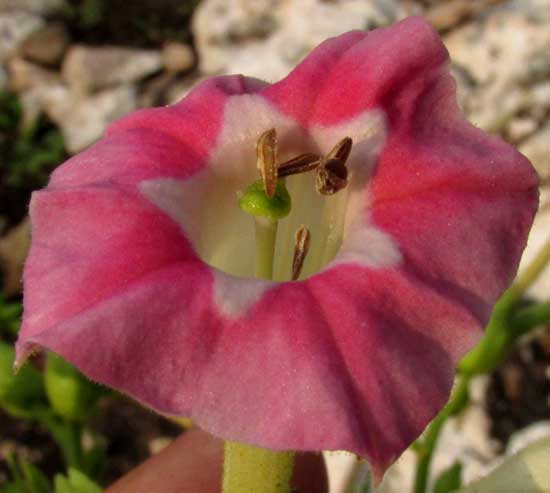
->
<box><xmin>139</xmin><ymin>96</ymin><xmax>402</xmax><ymax>288</ymax></box>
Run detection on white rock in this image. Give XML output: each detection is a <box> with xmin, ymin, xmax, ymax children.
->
<box><xmin>530</xmin><ymin>82</ymin><xmax>550</xmax><ymax>115</ymax></box>
<box><xmin>378</xmin><ymin>449</ymin><xmax>416</xmax><ymax>493</ymax></box>
<box><xmin>8</xmin><ymin>57</ymin><xmax>60</xmax><ymax>92</ymax></box>
<box><xmin>20</xmin><ymin>22</ymin><xmax>69</xmax><ymax>65</ymax></box>
<box><xmin>520</xmin><ymin>126</ymin><xmax>550</xmax><ymax>177</ymax></box>
<box><xmin>193</xmin><ymin>0</ymin><xmax>410</xmax><ymax>81</ymax></box>
<box><xmin>29</xmin><ymin>83</ymin><xmax>137</xmax><ymax>153</ymax></box>
<box><xmin>62</xmin><ymin>45</ymin><xmax>162</xmax><ymax>94</ymax></box>
<box><xmin>162</xmin><ymin>42</ymin><xmax>195</xmax><ymax>73</ymax></box>
<box><xmin>0</xmin><ymin>0</ymin><xmax>65</xmax><ymax>14</ymax></box>
<box><xmin>444</xmin><ymin>0</ymin><xmax>550</xmax><ymax>86</ymax></box>
<box><xmin>507</xmin><ymin>422</ymin><xmax>550</xmax><ymax>456</ymax></box>
<box><xmin>0</xmin><ymin>11</ymin><xmax>43</xmax><ymax>64</ymax></box>
<box><xmin>443</xmin><ymin>0</ymin><xmax>550</xmax><ymax>131</ymax></box>
<box><xmin>506</xmin><ymin>117</ymin><xmax>538</xmax><ymax>143</ymax></box>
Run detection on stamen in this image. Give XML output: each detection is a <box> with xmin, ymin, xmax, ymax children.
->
<box><xmin>292</xmin><ymin>226</ymin><xmax>311</xmax><ymax>281</ymax></box>
<box><xmin>257</xmin><ymin>128</ymin><xmax>278</xmax><ymax>198</ymax></box>
<box><xmin>327</xmin><ymin>136</ymin><xmax>352</xmax><ymax>162</ymax></box>
<box><xmin>316</xmin><ymin>137</ymin><xmax>353</xmax><ymax>195</ymax></box>
<box><xmin>278</xmin><ymin>153</ymin><xmax>321</xmax><ymax>178</ymax></box>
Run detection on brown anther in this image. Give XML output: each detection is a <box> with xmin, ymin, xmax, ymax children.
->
<box><xmin>278</xmin><ymin>153</ymin><xmax>321</xmax><ymax>177</ymax></box>
<box><xmin>327</xmin><ymin>136</ymin><xmax>352</xmax><ymax>162</ymax></box>
<box><xmin>316</xmin><ymin>137</ymin><xmax>352</xmax><ymax>195</ymax></box>
<box><xmin>257</xmin><ymin>128</ymin><xmax>278</xmax><ymax>198</ymax></box>
<box><xmin>292</xmin><ymin>226</ymin><xmax>311</xmax><ymax>281</ymax></box>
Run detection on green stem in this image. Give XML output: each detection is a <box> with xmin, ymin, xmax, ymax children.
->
<box><xmin>511</xmin><ymin>302</ymin><xmax>550</xmax><ymax>337</ymax></box>
<box><xmin>254</xmin><ymin>217</ymin><xmax>278</xmax><ymax>280</ymax></box>
<box><xmin>413</xmin><ymin>376</ymin><xmax>470</xmax><ymax>493</ymax></box>
<box><xmin>222</xmin><ymin>441</ymin><xmax>295</xmax><ymax>493</ymax></box>
<box><xmin>35</xmin><ymin>409</ymin><xmax>83</xmax><ymax>470</ymax></box>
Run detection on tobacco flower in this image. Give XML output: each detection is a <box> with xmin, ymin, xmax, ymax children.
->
<box><xmin>16</xmin><ymin>17</ymin><xmax>538</xmax><ymax>478</ymax></box>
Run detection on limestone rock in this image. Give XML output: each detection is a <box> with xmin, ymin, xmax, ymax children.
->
<box><xmin>443</xmin><ymin>0</ymin><xmax>550</xmax><ymax>131</ymax></box>
<box><xmin>425</xmin><ymin>0</ymin><xmax>505</xmax><ymax>32</ymax></box>
<box><xmin>506</xmin><ymin>117</ymin><xmax>537</xmax><ymax>143</ymax></box>
<box><xmin>520</xmin><ymin>126</ymin><xmax>550</xmax><ymax>178</ymax></box>
<box><xmin>193</xmin><ymin>0</ymin><xmax>410</xmax><ymax>81</ymax></box>
<box><xmin>0</xmin><ymin>0</ymin><xmax>65</xmax><ymax>14</ymax></box>
<box><xmin>162</xmin><ymin>42</ymin><xmax>195</xmax><ymax>73</ymax></box>
<box><xmin>29</xmin><ymin>83</ymin><xmax>137</xmax><ymax>153</ymax></box>
<box><xmin>0</xmin><ymin>11</ymin><xmax>43</xmax><ymax>64</ymax></box>
<box><xmin>20</xmin><ymin>22</ymin><xmax>69</xmax><ymax>65</ymax></box>
<box><xmin>62</xmin><ymin>45</ymin><xmax>162</xmax><ymax>94</ymax></box>
<box><xmin>8</xmin><ymin>57</ymin><xmax>60</xmax><ymax>92</ymax></box>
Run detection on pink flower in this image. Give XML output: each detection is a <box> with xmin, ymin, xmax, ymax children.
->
<box><xmin>16</xmin><ymin>17</ymin><xmax>538</xmax><ymax>478</ymax></box>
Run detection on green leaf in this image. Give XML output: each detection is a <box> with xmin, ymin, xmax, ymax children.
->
<box><xmin>510</xmin><ymin>301</ymin><xmax>550</xmax><ymax>337</ymax></box>
<box><xmin>82</xmin><ymin>442</ymin><xmax>107</xmax><ymax>481</ymax></box>
<box><xmin>434</xmin><ymin>461</ymin><xmax>463</xmax><ymax>493</ymax></box>
<box><xmin>54</xmin><ymin>474</ymin><xmax>73</xmax><ymax>493</ymax></box>
<box><xmin>20</xmin><ymin>458</ymin><xmax>52</xmax><ymax>493</ymax></box>
<box><xmin>67</xmin><ymin>469</ymin><xmax>102</xmax><ymax>493</ymax></box>
<box><xmin>0</xmin><ymin>341</ymin><xmax>46</xmax><ymax>417</ymax></box>
<box><xmin>0</xmin><ymin>90</ymin><xmax>22</xmax><ymax>131</ymax></box>
<box><xmin>4</xmin><ymin>454</ymin><xmax>52</xmax><ymax>493</ymax></box>
<box><xmin>45</xmin><ymin>353</ymin><xmax>102</xmax><ymax>421</ymax></box>
<box><xmin>0</xmin><ymin>295</ymin><xmax>22</xmax><ymax>338</ymax></box>
<box><xmin>54</xmin><ymin>469</ymin><xmax>102</xmax><ymax>493</ymax></box>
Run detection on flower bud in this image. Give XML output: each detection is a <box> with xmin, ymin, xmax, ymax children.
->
<box><xmin>45</xmin><ymin>353</ymin><xmax>101</xmax><ymax>421</ymax></box>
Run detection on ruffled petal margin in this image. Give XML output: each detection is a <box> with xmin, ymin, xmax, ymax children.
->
<box><xmin>16</xmin><ymin>18</ymin><xmax>538</xmax><ymax>480</ymax></box>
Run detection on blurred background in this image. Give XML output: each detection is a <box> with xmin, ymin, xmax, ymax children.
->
<box><xmin>0</xmin><ymin>0</ymin><xmax>549</xmax><ymax>492</ymax></box>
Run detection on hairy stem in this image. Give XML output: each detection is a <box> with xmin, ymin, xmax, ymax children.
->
<box><xmin>223</xmin><ymin>441</ymin><xmax>295</xmax><ymax>493</ymax></box>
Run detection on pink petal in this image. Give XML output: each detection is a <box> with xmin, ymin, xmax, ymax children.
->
<box><xmin>16</xmin><ymin>20</ymin><xmax>539</xmax><ymax>481</ymax></box>
<box><xmin>262</xmin><ymin>17</ymin><xmax>447</xmax><ymax>126</ymax></box>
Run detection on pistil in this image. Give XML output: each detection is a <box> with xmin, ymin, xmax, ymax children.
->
<box><xmin>240</xmin><ymin>129</ymin><xmax>291</xmax><ymax>280</ymax></box>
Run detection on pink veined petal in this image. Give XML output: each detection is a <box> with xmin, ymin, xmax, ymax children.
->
<box><xmin>16</xmin><ymin>19</ymin><xmax>539</xmax><ymax>482</ymax></box>
<box><xmin>107</xmin><ymin>74</ymin><xmax>267</xmax><ymax>157</ymax></box>
<box><xmin>367</xmin><ymin>50</ymin><xmax>538</xmax><ymax>313</ymax></box>
<box><xmin>19</xmin><ymin>185</ymin><xmax>200</xmax><ymax>354</ymax></box>
<box><xmin>47</xmin><ymin>74</ymin><xmax>268</xmax><ymax>192</ymax></box>
<box><xmin>17</xmin><ymin>74</ymin><xmax>266</xmax><ymax>359</ymax></box>
<box><xmin>262</xmin><ymin>17</ymin><xmax>447</xmax><ymax>126</ymax></box>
